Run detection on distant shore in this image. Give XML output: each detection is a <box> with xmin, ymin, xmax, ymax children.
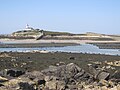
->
<box><xmin>0</xmin><ymin>39</ymin><xmax>89</xmax><ymax>44</ymax></box>
<box><xmin>1</xmin><ymin>38</ymin><xmax>120</xmax><ymax>44</ymax></box>
<box><xmin>0</xmin><ymin>39</ymin><xmax>120</xmax><ymax>49</ymax></box>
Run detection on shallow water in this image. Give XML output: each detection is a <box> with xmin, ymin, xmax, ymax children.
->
<box><xmin>0</xmin><ymin>44</ymin><xmax>120</xmax><ymax>56</ymax></box>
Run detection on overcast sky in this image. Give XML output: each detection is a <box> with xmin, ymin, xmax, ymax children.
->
<box><xmin>0</xmin><ymin>0</ymin><xmax>120</xmax><ymax>34</ymax></box>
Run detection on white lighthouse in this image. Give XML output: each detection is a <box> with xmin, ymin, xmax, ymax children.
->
<box><xmin>26</xmin><ymin>24</ymin><xmax>29</xmax><ymax>29</ymax></box>
<box><xmin>12</xmin><ymin>24</ymin><xmax>44</xmax><ymax>40</ymax></box>
<box><xmin>25</xmin><ymin>24</ymin><xmax>34</xmax><ymax>30</ymax></box>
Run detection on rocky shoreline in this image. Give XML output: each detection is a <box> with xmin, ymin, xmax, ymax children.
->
<box><xmin>0</xmin><ymin>52</ymin><xmax>120</xmax><ymax>90</ymax></box>
<box><xmin>0</xmin><ymin>63</ymin><xmax>119</xmax><ymax>90</ymax></box>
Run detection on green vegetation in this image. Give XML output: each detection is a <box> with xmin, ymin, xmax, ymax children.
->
<box><xmin>43</xmin><ymin>30</ymin><xmax>72</xmax><ymax>36</ymax></box>
<box><xmin>12</xmin><ymin>30</ymin><xmax>42</xmax><ymax>36</ymax></box>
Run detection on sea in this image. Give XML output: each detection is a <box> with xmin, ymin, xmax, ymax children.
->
<box><xmin>0</xmin><ymin>44</ymin><xmax>120</xmax><ymax>56</ymax></box>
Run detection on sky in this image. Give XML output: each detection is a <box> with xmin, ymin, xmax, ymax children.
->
<box><xmin>0</xmin><ymin>0</ymin><xmax>120</xmax><ymax>34</ymax></box>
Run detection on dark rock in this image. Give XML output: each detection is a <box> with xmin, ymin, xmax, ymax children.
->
<box><xmin>0</xmin><ymin>77</ymin><xmax>35</xmax><ymax>90</ymax></box>
<box><xmin>42</xmin><ymin>63</ymin><xmax>94</xmax><ymax>84</ymax></box>
<box><xmin>21</xmin><ymin>71</ymin><xmax>45</xmax><ymax>86</ymax></box>
<box><xmin>111</xmin><ymin>70</ymin><xmax>120</xmax><ymax>79</ymax></box>
<box><xmin>41</xmin><ymin>65</ymin><xmax>66</xmax><ymax>77</ymax></box>
<box><xmin>42</xmin><ymin>63</ymin><xmax>82</xmax><ymax>79</ymax></box>
<box><xmin>38</xmin><ymin>80</ymin><xmax>46</xmax><ymax>85</ymax></box>
<box><xmin>7</xmin><ymin>69</ymin><xmax>25</xmax><ymax>77</ymax></box>
<box><xmin>110</xmin><ymin>70</ymin><xmax>120</xmax><ymax>83</ymax></box>
<box><xmin>27</xmin><ymin>57</ymin><xmax>31</xmax><ymax>59</ymax></box>
<box><xmin>0</xmin><ymin>69</ymin><xmax>25</xmax><ymax>77</ymax></box>
<box><xmin>34</xmin><ymin>78</ymin><xmax>46</xmax><ymax>85</ymax></box>
<box><xmin>7</xmin><ymin>70</ymin><xmax>16</xmax><ymax>77</ymax></box>
<box><xmin>19</xmin><ymin>82</ymin><xmax>34</xmax><ymax>90</ymax></box>
<box><xmin>0</xmin><ymin>84</ymin><xmax>4</xmax><ymax>87</ymax></box>
<box><xmin>69</xmin><ymin>56</ymin><xmax>75</xmax><ymax>60</ymax></box>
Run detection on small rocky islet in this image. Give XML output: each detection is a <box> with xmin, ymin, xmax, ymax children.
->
<box><xmin>0</xmin><ymin>52</ymin><xmax>120</xmax><ymax>90</ymax></box>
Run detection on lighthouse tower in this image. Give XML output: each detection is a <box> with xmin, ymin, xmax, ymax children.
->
<box><xmin>26</xmin><ymin>24</ymin><xmax>29</xmax><ymax>29</ymax></box>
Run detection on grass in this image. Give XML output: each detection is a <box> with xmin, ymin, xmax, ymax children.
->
<box><xmin>43</xmin><ymin>30</ymin><xmax>72</xmax><ymax>36</ymax></box>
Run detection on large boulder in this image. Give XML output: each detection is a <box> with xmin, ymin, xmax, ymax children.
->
<box><xmin>42</xmin><ymin>63</ymin><xmax>94</xmax><ymax>84</ymax></box>
<box><xmin>18</xmin><ymin>82</ymin><xmax>34</xmax><ymax>90</ymax></box>
<box><xmin>110</xmin><ymin>70</ymin><xmax>120</xmax><ymax>82</ymax></box>
<box><xmin>111</xmin><ymin>70</ymin><xmax>120</xmax><ymax>79</ymax></box>
<box><xmin>66</xmin><ymin>63</ymin><xmax>82</xmax><ymax>77</ymax></box>
<box><xmin>88</xmin><ymin>64</ymin><xmax>110</xmax><ymax>80</ymax></box>
<box><xmin>97</xmin><ymin>71</ymin><xmax>110</xmax><ymax>80</ymax></box>
<box><xmin>20</xmin><ymin>71</ymin><xmax>45</xmax><ymax>85</ymax></box>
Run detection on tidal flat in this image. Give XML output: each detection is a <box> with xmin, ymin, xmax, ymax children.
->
<box><xmin>0</xmin><ymin>52</ymin><xmax>120</xmax><ymax>73</ymax></box>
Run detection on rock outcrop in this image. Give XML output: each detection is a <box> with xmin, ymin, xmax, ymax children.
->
<box><xmin>0</xmin><ymin>63</ymin><xmax>119</xmax><ymax>90</ymax></box>
<box><xmin>88</xmin><ymin>64</ymin><xmax>110</xmax><ymax>80</ymax></box>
